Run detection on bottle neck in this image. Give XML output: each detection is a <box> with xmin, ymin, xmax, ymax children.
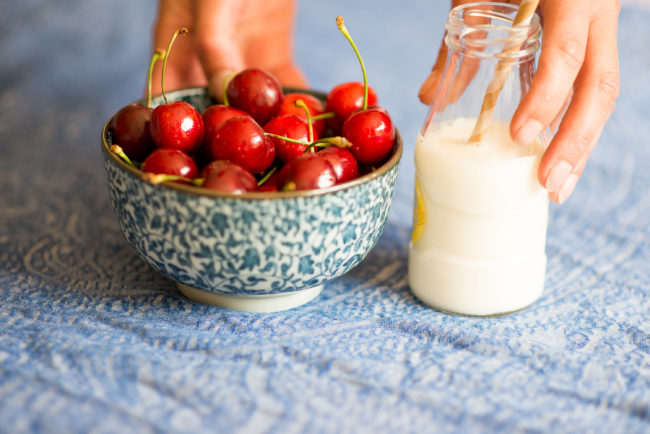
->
<box><xmin>444</xmin><ymin>2</ymin><xmax>541</xmax><ymax>63</ymax></box>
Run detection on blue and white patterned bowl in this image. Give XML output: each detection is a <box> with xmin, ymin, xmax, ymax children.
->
<box><xmin>101</xmin><ymin>87</ymin><xmax>402</xmax><ymax>312</ymax></box>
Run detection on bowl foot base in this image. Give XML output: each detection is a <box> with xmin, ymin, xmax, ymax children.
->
<box><xmin>176</xmin><ymin>283</ymin><xmax>323</xmax><ymax>313</ymax></box>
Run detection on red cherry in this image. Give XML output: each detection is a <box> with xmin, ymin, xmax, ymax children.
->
<box><xmin>325</xmin><ymin>82</ymin><xmax>378</xmax><ymax>134</ymax></box>
<box><xmin>276</xmin><ymin>153</ymin><xmax>337</xmax><ymax>191</ymax></box>
<box><xmin>202</xmin><ymin>105</ymin><xmax>250</xmax><ymax>144</ymax></box>
<box><xmin>264</xmin><ymin>114</ymin><xmax>318</xmax><ymax>163</ymax></box>
<box><xmin>141</xmin><ymin>147</ymin><xmax>198</xmax><ymax>179</ymax></box>
<box><xmin>149</xmin><ymin>101</ymin><xmax>204</xmax><ymax>154</ymax></box>
<box><xmin>147</xmin><ymin>29</ymin><xmax>203</xmax><ymax>154</ymax></box>
<box><xmin>110</xmin><ymin>48</ymin><xmax>165</xmax><ymax>162</ymax></box>
<box><xmin>364</xmin><ymin>104</ymin><xmax>389</xmax><ymax>114</ymax></box>
<box><xmin>318</xmin><ymin>146</ymin><xmax>359</xmax><ymax>183</ymax></box>
<box><xmin>195</xmin><ymin>105</ymin><xmax>250</xmax><ymax>167</ymax></box>
<box><xmin>278</xmin><ymin>93</ymin><xmax>326</xmax><ymax>137</ymax></box>
<box><xmin>226</xmin><ymin>68</ymin><xmax>283</xmax><ymax>125</ymax></box>
<box><xmin>342</xmin><ymin>107</ymin><xmax>395</xmax><ymax>166</ymax></box>
<box><xmin>210</xmin><ymin>116</ymin><xmax>275</xmax><ymax>174</ymax></box>
<box><xmin>110</xmin><ymin>103</ymin><xmax>155</xmax><ymax>161</ymax></box>
<box><xmin>200</xmin><ymin>160</ymin><xmax>258</xmax><ymax>194</ymax></box>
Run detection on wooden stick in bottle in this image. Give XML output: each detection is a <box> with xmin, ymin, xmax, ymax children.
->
<box><xmin>468</xmin><ymin>0</ymin><xmax>540</xmax><ymax>144</ymax></box>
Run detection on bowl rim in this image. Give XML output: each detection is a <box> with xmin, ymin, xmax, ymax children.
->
<box><xmin>101</xmin><ymin>86</ymin><xmax>403</xmax><ymax>200</ymax></box>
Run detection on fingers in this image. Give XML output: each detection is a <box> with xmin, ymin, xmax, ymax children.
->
<box><xmin>151</xmin><ymin>0</ymin><xmax>205</xmax><ymax>94</ymax></box>
<box><xmin>152</xmin><ymin>0</ymin><xmax>305</xmax><ymax>100</ymax></box>
<box><xmin>196</xmin><ymin>0</ymin><xmax>306</xmax><ymax>96</ymax></box>
<box><xmin>510</xmin><ymin>0</ymin><xmax>591</xmax><ymax>146</ymax></box>
<box><xmin>236</xmin><ymin>0</ymin><xmax>307</xmax><ymax>88</ymax></box>
<box><xmin>418</xmin><ymin>0</ymin><xmax>478</xmax><ymax>105</ymax></box>
<box><xmin>193</xmin><ymin>0</ymin><xmax>246</xmax><ymax>98</ymax></box>
<box><xmin>418</xmin><ymin>39</ymin><xmax>449</xmax><ymax>105</ymax></box>
<box><xmin>419</xmin><ymin>0</ymin><xmax>521</xmax><ymax>105</ymax></box>
<box><xmin>268</xmin><ymin>63</ymin><xmax>308</xmax><ymax>89</ymax></box>
<box><xmin>538</xmin><ymin>3</ymin><xmax>620</xmax><ymax>204</ymax></box>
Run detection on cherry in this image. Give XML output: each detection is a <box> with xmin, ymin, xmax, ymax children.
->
<box><xmin>110</xmin><ymin>49</ymin><xmax>165</xmax><ymax>161</ymax></box>
<box><xmin>278</xmin><ymin>93</ymin><xmax>327</xmax><ymax>137</ymax></box>
<box><xmin>200</xmin><ymin>160</ymin><xmax>258</xmax><ymax>194</ymax></box>
<box><xmin>150</xmin><ymin>101</ymin><xmax>204</xmax><ymax>154</ymax></box>
<box><xmin>343</xmin><ymin>107</ymin><xmax>395</xmax><ymax>166</ymax></box>
<box><xmin>318</xmin><ymin>146</ymin><xmax>359</xmax><ymax>183</ymax></box>
<box><xmin>141</xmin><ymin>147</ymin><xmax>198</xmax><ymax>180</ymax></box>
<box><xmin>276</xmin><ymin>153</ymin><xmax>337</xmax><ymax>191</ymax></box>
<box><xmin>325</xmin><ymin>82</ymin><xmax>378</xmax><ymax>134</ymax></box>
<box><xmin>364</xmin><ymin>104</ymin><xmax>389</xmax><ymax>115</ymax></box>
<box><xmin>210</xmin><ymin>116</ymin><xmax>275</xmax><ymax>174</ymax></box>
<box><xmin>325</xmin><ymin>16</ymin><xmax>382</xmax><ymax>134</ymax></box>
<box><xmin>195</xmin><ymin>104</ymin><xmax>251</xmax><ymax>167</ymax></box>
<box><xmin>334</xmin><ymin>16</ymin><xmax>395</xmax><ymax>167</ymax></box>
<box><xmin>226</xmin><ymin>68</ymin><xmax>283</xmax><ymax>125</ymax></box>
<box><xmin>111</xmin><ymin>104</ymin><xmax>155</xmax><ymax>161</ymax></box>
<box><xmin>264</xmin><ymin>114</ymin><xmax>317</xmax><ymax>163</ymax></box>
<box><xmin>149</xmin><ymin>28</ymin><xmax>204</xmax><ymax>154</ymax></box>
<box><xmin>202</xmin><ymin>105</ymin><xmax>250</xmax><ymax>144</ymax></box>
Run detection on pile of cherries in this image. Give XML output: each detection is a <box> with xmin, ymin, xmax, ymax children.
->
<box><xmin>110</xmin><ymin>18</ymin><xmax>395</xmax><ymax>194</ymax></box>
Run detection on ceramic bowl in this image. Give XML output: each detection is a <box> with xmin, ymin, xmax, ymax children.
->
<box><xmin>101</xmin><ymin>87</ymin><xmax>402</xmax><ymax>312</ymax></box>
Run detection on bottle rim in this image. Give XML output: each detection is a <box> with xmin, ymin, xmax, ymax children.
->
<box><xmin>444</xmin><ymin>2</ymin><xmax>542</xmax><ymax>60</ymax></box>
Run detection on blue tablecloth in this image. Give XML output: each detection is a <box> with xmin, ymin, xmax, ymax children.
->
<box><xmin>1</xmin><ymin>1</ymin><xmax>649</xmax><ymax>432</ymax></box>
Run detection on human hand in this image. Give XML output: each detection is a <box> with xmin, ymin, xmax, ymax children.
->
<box><xmin>151</xmin><ymin>0</ymin><xmax>307</xmax><ymax>99</ymax></box>
<box><xmin>419</xmin><ymin>0</ymin><xmax>620</xmax><ymax>204</ymax></box>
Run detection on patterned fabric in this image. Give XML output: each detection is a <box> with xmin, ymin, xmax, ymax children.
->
<box><xmin>1</xmin><ymin>1</ymin><xmax>648</xmax><ymax>432</ymax></box>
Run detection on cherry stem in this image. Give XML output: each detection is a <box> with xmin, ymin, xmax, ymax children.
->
<box><xmin>257</xmin><ymin>165</ymin><xmax>277</xmax><ymax>187</ymax></box>
<box><xmin>110</xmin><ymin>145</ymin><xmax>136</xmax><ymax>168</ymax></box>
<box><xmin>264</xmin><ymin>133</ymin><xmax>352</xmax><ymax>151</ymax></box>
<box><xmin>311</xmin><ymin>112</ymin><xmax>336</xmax><ymax>120</ymax></box>
<box><xmin>301</xmin><ymin>137</ymin><xmax>351</xmax><ymax>154</ymax></box>
<box><xmin>161</xmin><ymin>28</ymin><xmax>189</xmax><ymax>104</ymax></box>
<box><xmin>142</xmin><ymin>172</ymin><xmax>203</xmax><ymax>186</ymax></box>
<box><xmin>146</xmin><ymin>49</ymin><xmax>165</xmax><ymax>108</ymax></box>
<box><xmin>337</xmin><ymin>16</ymin><xmax>368</xmax><ymax>110</ymax></box>
<box><xmin>302</xmin><ymin>142</ymin><xmax>327</xmax><ymax>154</ymax></box>
<box><xmin>264</xmin><ymin>132</ymin><xmax>311</xmax><ymax>146</ymax></box>
<box><xmin>294</xmin><ymin>99</ymin><xmax>314</xmax><ymax>145</ymax></box>
<box><xmin>315</xmin><ymin>136</ymin><xmax>352</xmax><ymax>149</ymax></box>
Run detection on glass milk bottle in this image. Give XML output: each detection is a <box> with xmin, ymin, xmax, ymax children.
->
<box><xmin>408</xmin><ymin>2</ymin><xmax>550</xmax><ymax>316</ymax></box>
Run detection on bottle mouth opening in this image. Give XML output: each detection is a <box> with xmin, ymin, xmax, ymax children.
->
<box><xmin>445</xmin><ymin>2</ymin><xmax>541</xmax><ymax>59</ymax></box>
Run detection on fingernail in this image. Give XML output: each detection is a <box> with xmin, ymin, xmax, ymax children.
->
<box><xmin>418</xmin><ymin>72</ymin><xmax>439</xmax><ymax>104</ymax></box>
<box><xmin>557</xmin><ymin>173</ymin><xmax>579</xmax><ymax>204</ymax></box>
<box><xmin>514</xmin><ymin>119</ymin><xmax>544</xmax><ymax>145</ymax></box>
<box><xmin>208</xmin><ymin>69</ymin><xmax>236</xmax><ymax>101</ymax></box>
<box><xmin>545</xmin><ymin>160</ymin><xmax>573</xmax><ymax>193</ymax></box>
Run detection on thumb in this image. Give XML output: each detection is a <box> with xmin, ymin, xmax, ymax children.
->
<box><xmin>193</xmin><ymin>0</ymin><xmax>246</xmax><ymax>100</ymax></box>
<box><xmin>418</xmin><ymin>39</ymin><xmax>449</xmax><ymax>105</ymax></box>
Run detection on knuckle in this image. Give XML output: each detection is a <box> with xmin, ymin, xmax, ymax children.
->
<box><xmin>194</xmin><ymin>34</ymin><xmax>215</xmax><ymax>53</ymax></box>
<box><xmin>572</xmin><ymin>133</ymin><xmax>593</xmax><ymax>155</ymax></box>
<box><xmin>596</xmin><ymin>71</ymin><xmax>620</xmax><ymax>113</ymax></box>
<box><xmin>539</xmin><ymin>88</ymin><xmax>554</xmax><ymax>104</ymax></box>
<box><xmin>194</xmin><ymin>32</ymin><xmax>229</xmax><ymax>56</ymax></box>
<box><xmin>557</xmin><ymin>39</ymin><xmax>586</xmax><ymax>71</ymax></box>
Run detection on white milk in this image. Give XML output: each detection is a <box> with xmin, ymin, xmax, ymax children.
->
<box><xmin>408</xmin><ymin>117</ymin><xmax>548</xmax><ymax>315</ymax></box>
